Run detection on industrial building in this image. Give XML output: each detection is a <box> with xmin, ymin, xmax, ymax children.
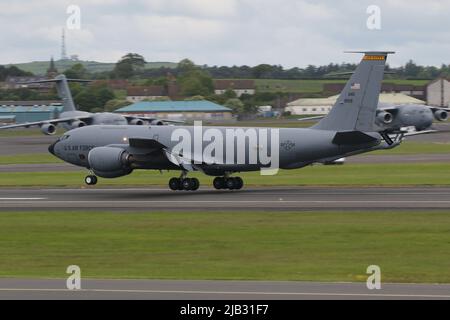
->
<box><xmin>285</xmin><ymin>93</ymin><xmax>426</xmax><ymax>115</ymax></box>
<box><xmin>115</xmin><ymin>100</ymin><xmax>233</xmax><ymax>121</ymax></box>
<box><xmin>426</xmin><ymin>78</ymin><xmax>450</xmax><ymax>107</ymax></box>
<box><xmin>0</xmin><ymin>101</ymin><xmax>63</xmax><ymax>124</ymax></box>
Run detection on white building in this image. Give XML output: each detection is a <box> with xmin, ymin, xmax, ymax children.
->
<box><xmin>214</xmin><ymin>80</ymin><xmax>256</xmax><ymax>97</ymax></box>
<box><xmin>286</xmin><ymin>93</ymin><xmax>426</xmax><ymax>116</ymax></box>
<box><xmin>426</xmin><ymin>78</ymin><xmax>450</xmax><ymax>107</ymax></box>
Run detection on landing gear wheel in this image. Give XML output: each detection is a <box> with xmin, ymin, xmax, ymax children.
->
<box><xmin>226</xmin><ymin>178</ymin><xmax>236</xmax><ymax>190</ymax></box>
<box><xmin>213</xmin><ymin>177</ymin><xmax>225</xmax><ymax>190</ymax></box>
<box><xmin>190</xmin><ymin>178</ymin><xmax>200</xmax><ymax>191</ymax></box>
<box><xmin>234</xmin><ymin>177</ymin><xmax>244</xmax><ymax>190</ymax></box>
<box><xmin>85</xmin><ymin>175</ymin><xmax>97</xmax><ymax>186</ymax></box>
<box><xmin>182</xmin><ymin>178</ymin><xmax>193</xmax><ymax>191</ymax></box>
<box><xmin>169</xmin><ymin>178</ymin><xmax>181</xmax><ymax>191</ymax></box>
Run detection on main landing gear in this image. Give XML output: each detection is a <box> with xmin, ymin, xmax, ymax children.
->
<box><xmin>213</xmin><ymin>177</ymin><xmax>244</xmax><ymax>190</ymax></box>
<box><xmin>85</xmin><ymin>175</ymin><xmax>98</xmax><ymax>186</ymax></box>
<box><xmin>169</xmin><ymin>177</ymin><xmax>200</xmax><ymax>191</ymax></box>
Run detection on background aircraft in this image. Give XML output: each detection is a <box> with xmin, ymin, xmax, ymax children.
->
<box><xmin>301</xmin><ymin>100</ymin><xmax>449</xmax><ymax>134</ymax></box>
<box><xmin>48</xmin><ymin>51</ymin><xmax>416</xmax><ymax>191</ymax></box>
<box><xmin>0</xmin><ymin>75</ymin><xmax>179</xmax><ymax>135</ymax></box>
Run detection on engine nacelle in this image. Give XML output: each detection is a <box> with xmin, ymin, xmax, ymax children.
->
<box><xmin>150</xmin><ymin>120</ymin><xmax>164</xmax><ymax>126</ymax></box>
<box><xmin>70</xmin><ymin>120</ymin><xmax>86</xmax><ymax>129</ymax></box>
<box><xmin>40</xmin><ymin>123</ymin><xmax>56</xmax><ymax>135</ymax></box>
<box><xmin>129</xmin><ymin>118</ymin><xmax>146</xmax><ymax>126</ymax></box>
<box><xmin>88</xmin><ymin>147</ymin><xmax>132</xmax><ymax>178</ymax></box>
<box><xmin>434</xmin><ymin>109</ymin><xmax>448</xmax><ymax>121</ymax></box>
<box><xmin>376</xmin><ymin>111</ymin><xmax>393</xmax><ymax>124</ymax></box>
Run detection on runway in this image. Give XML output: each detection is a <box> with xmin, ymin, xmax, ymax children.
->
<box><xmin>2</xmin><ymin>186</ymin><xmax>450</xmax><ymax>211</ymax></box>
<box><xmin>0</xmin><ymin>278</ymin><xmax>448</xmax><ymax>300</ymax></box>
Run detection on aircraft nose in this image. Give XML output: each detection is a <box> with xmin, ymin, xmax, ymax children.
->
<box><xmin>48</xmin><ymin>140</ymin><xmax>58</xmax><ymax>155</ymax></box>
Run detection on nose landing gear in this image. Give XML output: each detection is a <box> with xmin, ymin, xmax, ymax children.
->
<box><xmin>85</xmin><ymin>175</ymin><xmax>98</xmax><ymax>186</ymax></box>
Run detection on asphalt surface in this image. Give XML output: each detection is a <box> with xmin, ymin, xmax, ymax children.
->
<box><xmin>1</xmin><ymin>186</ymin><xmax>450</xmax><ymax>211</ymax></box>
<box><xmin>0</xmin><ymin>279</ymin><xmax>448</xmax><ymax>300</ymax></box>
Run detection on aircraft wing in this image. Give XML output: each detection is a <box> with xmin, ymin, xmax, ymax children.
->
<box><xmin>0</xmin><ymin>115</ymin><xmax>93</xmax><ymax>130</ymax></box>
<box><xmin>124</xmin><ymin>115</ymin><xmax>184</xmax><ymax>124</ymax></box>
<box><xmin>128</xmin><ymin>137</ymin><xmax>214</xmax><ymax>171</ymax></box>
<box><xmin>430</xmin><ymin>107</ymin><xmax>450</xmax><ymax>112</ymax></box>
<box><xmin>297</xmin><ymin>116</ymin><xmax>326</xmax><ymax>122</ymax></box>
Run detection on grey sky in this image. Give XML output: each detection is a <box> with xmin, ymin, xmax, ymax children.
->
<box><xmin>0</xmin><ymin>0</ymin><xmax>448</xmax><ymax>67</ymax></box>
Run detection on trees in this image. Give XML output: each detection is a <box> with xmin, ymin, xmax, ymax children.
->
<box><xmin>113</xmin><ymin>53</ymin><xmax>146</xmax><ymax>79</ymax></box>
<box><xmin>64</xmin><ymin>63</ymin><xmax>88</xmax><ymax>79</ymax></box>
<box><xmin>177</xmin><ymin>59</ymin><xmax>214</xmax><ymax>97</ymax></box>
<box><xmin>73</xmin><ymin>84</ymin><xmax>115</xmax><ymax>111</ymax></box>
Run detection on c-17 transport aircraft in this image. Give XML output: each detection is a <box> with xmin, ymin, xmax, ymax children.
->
<box><xmin>49</xmin><ymin>51</ymin><xmax>412</xmax><ymax>191</ymax></box>
<box><xmin>0</xmin><ymin>75</ymin><xmax>178</xmax><ymax>135</ymax></box>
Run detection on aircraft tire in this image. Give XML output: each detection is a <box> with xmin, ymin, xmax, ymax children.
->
<box><xmin>226</xmin><ymin>178</ymin><xmax>236</xmax><ymax>190</ymax></box>
<box><xmin>190</xmin><ymin>178</ymin><xmax>200</xmax><ymax>191</ymax></box>
<box><xmin>85</xmin><ymin>175</ymin><xmax>97</xmax><ymax>186</ymax></box>
<box><xmin>169</xmin><ymin>178</ymin><xmax>181</xmax><ymax>191</ymax></box>
<box><xmin>213</xmin><ymin>177</ymin><xmax>225</xmax><ymax>190</ymax></box>
<box><xmin>182</xmin><ymin>178</ymin><xmax>193</xmax><ymax>191</ymax></box>
<box><xmin>234</xmin><ymin>177</ymin><xmax>244</xmax><ymax>190</ymax></box>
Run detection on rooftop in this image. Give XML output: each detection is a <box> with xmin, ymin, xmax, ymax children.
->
<box><xmin>116</xmin><ymin>100</ymin><xmax>231</xmax><ymax>113</ymax></box>
<box><xmin>287</xmin><ymin>93</ymin><xmax>425</xmax><ymax>107</ymax></box>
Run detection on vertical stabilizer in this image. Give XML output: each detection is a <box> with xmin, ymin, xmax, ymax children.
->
<box><xmin>313</xmin><ymin>51</ymin><xmax>394</xmax><ymax>132</ymax></box>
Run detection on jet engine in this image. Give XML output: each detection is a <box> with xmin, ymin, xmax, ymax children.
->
<box><xmin>150</xmin><ymin>120</ymin><xmax>164</xmax><ymax>126</ymax></box>
<box><xmin>88</xmin><ymin>147</ymin><xmax>133</xmax><ymax>178</ymax></box>
<box><xmin>128</xmin><ymin>119</ymin><xmax>146</xmax><ymax>126</ymax></box>
<box><xmin>70</xmin><ymin>120</ymin><xmax>86</xmax><ymax>129</ymax></box>
<box><xmin>376</xmin><ymin>111</ymin><xmax>394</xmax><ymax>124</ymax></box>
<box><xmin>40</xmin><ymin>123</ymin><xmax>56</xmax><ymax>135</ymax></box>
<box><xmin>434</xmin><ymin>109</ymin><xmax>448</xmax><ymax>121</ymax></box>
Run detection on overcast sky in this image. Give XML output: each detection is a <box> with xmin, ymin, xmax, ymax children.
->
<box><xmin>0</xmin><ymin>0</ymin><xmax>448</xmax><ymax>68</ymax></box>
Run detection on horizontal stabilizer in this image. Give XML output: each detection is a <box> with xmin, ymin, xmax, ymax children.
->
<box><xmin>332</xmin><ymin>131</ymin><xmax>379</xmax><ymax>145</ymax></box>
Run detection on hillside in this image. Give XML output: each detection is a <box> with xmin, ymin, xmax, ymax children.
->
<box><xmin>7</xmin><ymin>60</ymin><xmax>178</xmax><ymax>75</ymax></box>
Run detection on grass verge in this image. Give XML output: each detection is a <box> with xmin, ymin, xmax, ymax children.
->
<box><xmin>0</xmin><ymin>162</ymin><xmax>450</xmax><ymax>187</ymax></box>
<box><xmin>0</xmin><ymin>210</ymin><xmax>448</xmax><ymax>283</ymax></box>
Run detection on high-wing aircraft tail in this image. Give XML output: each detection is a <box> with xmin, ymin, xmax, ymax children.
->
<box><xmin>18</xmin><ymin>74</ymin><xmax>91</xmax><ymax>113</ymax></box>
<box><xmin>313</xmin><ymin>51</ymin><xmax>394</xmax><ymax>132</ymax></box>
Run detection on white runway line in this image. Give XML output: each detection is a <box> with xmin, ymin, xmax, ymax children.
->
<box><xmin>0</xmin><ymin>287</ymin><xmax>449</xmax><ymax>298</ymax></box>
<box><xmin>0</xmin><ymin>198</ymin><xmax>46</xmax><ymax>200</ymax></box>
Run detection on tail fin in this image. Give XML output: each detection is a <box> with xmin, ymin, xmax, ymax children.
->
<box><xmin>18</xmin><ymin>74</ymin><xmax>91</xmax><ymax>112</ymax></box>
<box><xmin>313</xmin><ymin>51</ymin><xmax>394</xmax><ymax>132</ymax></box>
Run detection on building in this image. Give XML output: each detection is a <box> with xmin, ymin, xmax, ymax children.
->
<box><xmin>126</xmin><ymin>86</ymin><xmax>167</xmax><ymax>102</ymax></box>
<box><xmin>323</xmin><ymin>83</ymin><xmax>426</xmax><ymax>100</ymax></box>
<box><xmin>426</xmin><ymin>78</ymin><xmax>450</xmax><ymax>107</ymax></box>
<box><xmin>286</xmin><ymin>93</ymin><xmax>426</xmax><ymax>116</ymax></box>
<box><xmin>214</xmin><ymin>80</ymin><xmax>256</xmax><ymax>97</ymax></box>
<box><xmin>115</xmin><ymin>100</ymin><xmax>233</xmax><ymax>121</ymax></box>
<box><xmin>4</xmin><ymin>76</ymin><xmax>53</xmax><ymax>92</ymax></box>
<box><xmin>0</xmin><ymin>101</ymin><xmax>63</xmax><ymax>124</ymax></box>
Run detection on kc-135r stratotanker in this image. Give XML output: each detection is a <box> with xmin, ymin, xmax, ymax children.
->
<box><xmin>49</xmin><ymin>52</ymin><xmax>417</xmax><ymax>191</ymax></box>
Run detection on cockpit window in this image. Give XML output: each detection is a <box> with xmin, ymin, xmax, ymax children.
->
<box><xmin>58</xmin><ymin>135</ymin><xmax>70</xmax><ymax>141</ymax></box>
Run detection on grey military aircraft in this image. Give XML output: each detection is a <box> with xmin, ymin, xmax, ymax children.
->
<box><xmin>48</xmin><ymin>51</ymin><xmax>409</xmax><ymax>191</ymax></box>
<box><xmin>0</xmin><ymin>74</ymin><xmax>177</xmax><ymax>135</ymax></box>
<box><xmin>375</xmin><ymin>103</ymin><xmax>449</xmax><ymax>132</ymax></box>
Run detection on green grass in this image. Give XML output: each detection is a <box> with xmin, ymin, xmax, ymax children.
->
<box><xmin>1</xmin><ymin>162</ymin><xmax>450</xmax><ymax>187</ymax></box>
<box><xmin>7</xmin><ymin>60</ymin><xmax>177</xmax><ymax>75</ymax></box>
<box><xmin>0</xmin><ymin>153</ymin><xmax>62</xmax><ymax>165</ymax></box>
<box><xmin>0</xmin><ymin>210</ymin><xmax>449</xmax><ymax>283</ymax></box>
<box><xmin>373</xmin><ymin>142</ymin><xmax>450</xmax><ymax>155</ymax></box>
